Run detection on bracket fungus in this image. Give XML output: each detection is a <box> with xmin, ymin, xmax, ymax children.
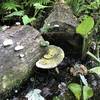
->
<box><xmin>14</xmin><ymin>45</ymin><xmax>24</xmax><ymax>51</ymax></box>
<box><xmin>36</xmin><ymin>45</ymin><xmax>65</xmax><ymax>73</ymax></box>
<box><xmin>3</xmin><ymin>39</ymin><xmax>13</xmax><ymax>47</ymax></box>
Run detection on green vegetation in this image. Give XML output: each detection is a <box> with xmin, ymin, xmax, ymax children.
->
<box><xmin>68</xmin><ymin>83</ymin><xmax>93</xmax><ymax>100</ymax></box>
<box><xmin>76</xmin><ymin>16</ymin><xmax>94</xmax><ymax>58</ymax></box>
<box><xmin>0</xmin><ymin>0</ymin><xmax>52</xmax><ymax>25</ymax></box>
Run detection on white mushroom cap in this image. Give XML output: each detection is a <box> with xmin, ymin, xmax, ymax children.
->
<box><xmin>54</xmin><ymin>24</ymin><xmax>59</xmax><ymax>27</ymax></box>
<box><xmin>15</xmin><ymin>22</ymin><xmax>21</xmax><ymax>26</ymax></box>
<box><xmin>14</xmin><ymin>45</ymin><xmax>24</xmax><ymax>51</ymax></box>
<box><xmin>36</xmin><ymin>45</ymin><xmax>65</xmax><ymax>69</ymax></box>
<box><xmin>3</xmin><ymin>39</ymin><xmax>13</xmax><ymax>47</ymax></box>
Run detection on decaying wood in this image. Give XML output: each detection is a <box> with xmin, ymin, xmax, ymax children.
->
<box><xmin>0</xmin><ymin>25</ymin><xmax>46</xmax><ymax>99</ymax></box>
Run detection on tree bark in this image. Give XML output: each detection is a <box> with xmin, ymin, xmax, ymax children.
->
<box><xmin>0</xmin><ymin>25</ymin><xmax>46</xmax><ymax>99</ymax></box>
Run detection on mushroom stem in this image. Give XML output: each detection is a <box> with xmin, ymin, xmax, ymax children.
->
<box><xmin>55</xmin><ymin>67</ymin><xmax>59</xmax><ymax>74</ymax></box>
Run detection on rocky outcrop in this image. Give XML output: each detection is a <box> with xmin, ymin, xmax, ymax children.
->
<box><xmin>0</xmin><ymin>25</ymin><xmax>46</xmax><ymax>99</ymax></box>
<box><xmin>41</xmin><ymin>3</ymin><xmax>82</xmax><ymax>48</ymax></box>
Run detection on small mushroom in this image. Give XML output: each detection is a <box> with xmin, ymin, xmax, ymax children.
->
<box><xmin>19</xmin><ymin>54</ymin><xmax>24</xmax><ymax>58</ymax></box>
<box><xmin>3</xmin><ymin>39</ymin><xmax>13</xmax><ymax>47</ymax></box>
<box><xmin>15</xmin><ymin>45</ymin><xmax>24</xmax><ymax>51</ymax></box>
<box><xmin>54</xmin><ymin>24</ymin><xmax>59</xmax><ymax>27</ymax></box>
<box><xmin>36</xmin><ymin>45</ymin><xmax>65</xmax><ymax>73</ymax></box>
<box><xmin>15</xmin><ymin>22</ymin><xmax>21</xmax><ymax>26</ymax></box>
<box><xmin>70</xmin><ymin>64</ymin><xmax>88</xmax><ymax>86</ymax></box>
<box><xmin>70</xmin><ymin>64</ymin><xmax>88</xmax><ymax>76</ymax></box>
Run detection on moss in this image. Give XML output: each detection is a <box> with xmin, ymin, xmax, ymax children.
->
<box><xmin>0</xmin><ymin>64</ymin><xmax>31</xmax><ymax>98</ymax></box>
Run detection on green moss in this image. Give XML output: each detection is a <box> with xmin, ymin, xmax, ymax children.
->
<box><xmin>0</xmin><ymin>64</ymin><xmax>31</xmax><ymax>96</ymax></box>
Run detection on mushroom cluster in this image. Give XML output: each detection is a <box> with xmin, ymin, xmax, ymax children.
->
<box><xmin>36</xmin><ymin>45</ymin><xmax>65</xmax><ymax>73</ymax></box>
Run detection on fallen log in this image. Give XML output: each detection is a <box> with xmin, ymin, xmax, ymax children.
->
<box><xmin>0</xmin><ymin>25</ymin><xmax>46</xmax><ymax>99</ymax></box>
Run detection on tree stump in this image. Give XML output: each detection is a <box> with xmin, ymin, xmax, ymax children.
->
<box><xmin>0</xmin><ymin>25</ymin><xmax>46</xmax><ymax>99</ymax></box>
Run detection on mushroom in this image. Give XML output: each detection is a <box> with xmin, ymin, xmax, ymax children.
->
<box><xmin>19</xmin><ymin>54</ymin><xmax>25</xmax><ymax>58</ymax></box>
<box><xmin>3</xmin><ymin>39</ymin><xmax>13</xmax><ymax>47</ymax></box>
<box><xmin>36</xmin><ymin>45</ymin><xmax>65</xmax><ymax>73</ymax></box>
<box><xmin>70</xmin><ymin>64</ymin><xmax>88</xmax><ymax>76</ymax></box>
<box><xmin>15</xmin><ymin>22</ymin><xmax>21</xmax><ymax>26</ymax></box>
<box><xmin>14</xmin><ymin>45</ymin><xmax>24</xmax><ymax>51</ymax></box>
<box><xmin>70</xmin><ymin>64</ymin><xmax>88</xmax><ymax>86</ymax></box>
<box><xmin>54</xmin><ymin>24</ymin><xmax>60</xmax><ymax>27</ymax></box>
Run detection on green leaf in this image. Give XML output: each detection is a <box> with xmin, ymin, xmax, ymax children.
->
<box><xmin>68</xmin><ymin>83</ymin><xmax>82</xmax><ymax>100</ymax></box>
<box><xmin>5</xmin><ymin>11</ymin><xmax>24</xmax><ymax>17</ymax></box>
<box><xmin>35</xmin><ymin>0</ymin><xmax>51</xmax><ymax>4</ymax></box>
<box><xmin>34</xmin><ymin>3</ymin><xmax>47</xmax><ymax>10</ymax></box>
<box><xmin>24</xmin><ymin>0</ymin><xmax>51</xmax><ymax>6</ymax></box>
<box><xmin>83</xmin><ymin>86</ymin><xmax>93</xmax><ymax>100</ymax></box>
<box><xmin>22</xmin><ymin>15</ymin><xmax>36</xmax><ymax>25</ymax></box>
<box><xmin>89</xmin><ymin>67</ymin><xmax>100</xmax><ymax>75</ymax></box>
<box><xmin>76</xmin><ymin>16</ymin><xmax>94</xmax><ymax>37</ymax></box>
<box><xmin>2</xmin><ymin>0</ymin><xmax>21</xmax><ymax>11</ymax></box>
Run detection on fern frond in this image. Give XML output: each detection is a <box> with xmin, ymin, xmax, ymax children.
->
<box><xmin>23</xmin><ymin>0</ymin><xmax>51</xmax><ymax>7</ymax></box>
<box><xmin>2</xmin><ymin>0</ymin><xmax>21</xmax><ymax>11</ymax></box>
<box><xmin>33</xmin><ymin>0</ymin><xmax>51</xmax><ymax>5</ymax></box>
<box><xmin>5</xmin><ymin>10</ymin><xmax>24</xmax><ymax>17</ymax></box>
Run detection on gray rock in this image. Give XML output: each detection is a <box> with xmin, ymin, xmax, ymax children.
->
<box><xmin>41</xmin><ymin>4</ymin><xmax>82</xmax><ymax>48</ymax></box>
<box><xmin>42</xmin><ymin>3</ymin><xmax>78</xmax><ymax>35</ymax></box>
<box><xmin>0</xmin><ymin>25</ymin><xmax>46</xmax><ymax>99</ymax></box>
